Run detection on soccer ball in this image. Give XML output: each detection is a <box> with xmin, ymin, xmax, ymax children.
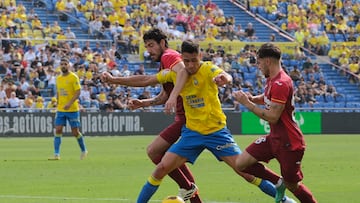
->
<box><xmin>162</xmin><ymin>195</ymin><xmax>185</xmax><ymax>203</ymax></box>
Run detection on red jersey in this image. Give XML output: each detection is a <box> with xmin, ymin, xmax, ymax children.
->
<box><xmin>264</xmin><ymin>70</ymin><xmax>305</xmax><ymax>151</ymax></box>
<box><xmin>159</xmin><ymin>49</ymin><xmax>185</xmax><ymax>118</ymax></box>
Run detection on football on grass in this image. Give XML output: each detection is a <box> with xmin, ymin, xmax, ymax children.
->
<box><xmin>162</xmin><ymin>195</ymin><xmax>185</xmax><ymax>203</ymax></box>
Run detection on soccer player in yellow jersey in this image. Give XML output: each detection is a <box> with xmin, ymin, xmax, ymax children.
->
<box><xmin>49</xmin><ymin>58</ymin><xmax>87</xmax><ymax>160</ymax></box>
<box><xmin>133</xmin><ymin>40</ymin><xmax>295</xmax><ymax>203</ymax></box>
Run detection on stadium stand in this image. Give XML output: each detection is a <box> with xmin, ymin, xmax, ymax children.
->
<box><xmin>0</xmin><ymin>0</ymin><xmax>359</xmax><ymax>113</ymax></box>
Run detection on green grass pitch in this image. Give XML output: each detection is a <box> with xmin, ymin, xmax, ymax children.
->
<box><xmin>0</xmin><ymin>135</ymin><xmax>359</xmax><ymax>203</ymax></box>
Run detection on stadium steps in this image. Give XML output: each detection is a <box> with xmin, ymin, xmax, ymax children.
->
<box><xmin>320</xmin><ymin>64</ymin><xmax>360</xmax><ymax>103</ymax></box>
<box><xmin>18</xmin><ymin>0</ymin><xmax>92</xmax><ymax>41</ymax></box>
<box><xmin>189</xmin><ymin>0</ymin><xmax>290</xmax><ymax>42</ymax></box>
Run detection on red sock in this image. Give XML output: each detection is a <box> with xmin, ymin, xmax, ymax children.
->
<box><xmin>179</xmin><ymin>164</ymin><xmax>202</xmax><ymax>203</ymax></box>
<box><xmin>189</xmin><ymin>195</ymin><xmax>202</xmax><ymax>203</ymax></box>
<box><xmin>243</xmin><ymin>163</ymin><xmax>281</xmax><ymax>184</ymax></box>
<box><xmin>179</xmin><ymin>164</ymin><xmax>195</xmax><ymax>182</ymax></box>
<box><xmin>293</xmin><ymin>184</ymin><xmax>317</xmax><ymax>203</ymax></box>
<box><xmin>168</xmin><ymin>168</ymin><xmax>192</xmax><ymax>189</ymax></box>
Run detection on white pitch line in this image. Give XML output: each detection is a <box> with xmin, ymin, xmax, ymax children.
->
<box><xmin>0</xmin><ymin>195</ymin><xmax>245</xmax><ymax>203</ymax></box>
<box><xmin>0</xmin><ymin>195</ymin><xmax>130</xmax><ymax>201</ymax></box>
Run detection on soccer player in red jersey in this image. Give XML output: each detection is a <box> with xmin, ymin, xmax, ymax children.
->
<box><xmin>233</xmin><ymin>43</ymin><xmax>318</xmax><ymax>203</ymax></box>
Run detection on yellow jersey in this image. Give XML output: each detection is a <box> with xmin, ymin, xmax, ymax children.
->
<box><xmin>56</xmin><ymin>72</ymin><xmax>81</xmax><ymax>112</ymax></box>
<box><xmin>156</xmin><ymin>62</ymin><xmax>226</xmax><ymax>134</ymax></box>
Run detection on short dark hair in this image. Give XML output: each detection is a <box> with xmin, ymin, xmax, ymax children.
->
<box><xmin>143</xmin><ymin>28</ymin><xmax>168</xmax><ymax>47</ymax></box>
<box><xmin>181</xmin><ymin>40</ymin><xmax>199</xmax><ymax>54</ymax></box>
<box><xmin>60</xmin><ymin>57</ymin><xmax>70</xmax><ymax>63</ymax></box>
<box><xmin>257</xmin><ymin>43</ymin><xmax>281</xmax><ymax>60</ymax></box>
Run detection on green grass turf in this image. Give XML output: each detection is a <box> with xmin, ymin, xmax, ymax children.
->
<box><xmin>0</xmin><ymin>135</ymin><xmax>358</xmax><ymax>203</ymax></box>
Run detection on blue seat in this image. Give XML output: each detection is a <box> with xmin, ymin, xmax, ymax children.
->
<box><xmin>290</xmin><ymin>60</ymin><xmax>298</xmax><ymax>66</ymax></box>
<box><xmin>335</xmin><ymin>34</ymin><xmax>345</xmax><ymax>42</ymax></box>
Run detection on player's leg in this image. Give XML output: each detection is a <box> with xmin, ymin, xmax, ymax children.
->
<box><xmin>209</xmin><ymin>129</ymin><xmax>294</xmax><ymax>202</ymax></box>
<box><xmin>147</xmin><ymin>120</ymin><xmax>201</xmax><ymax>202</ymax></box>
<box><xmin>137</xmin><ymin>152</ymin><xmax>187</xmax><ymax>203</ymax></box>
<box><xmin>69</xmin><ymin>112</ymin><xmax>87</xmax><ymax>159</ymax></box>
<box><xmin>237</xmin><ymin>138</ymin><xmax>294</xmax><ymax>202</ymax></box>
<box><xmin>49</xmin><ymin>112</ymin><xmax>65</xmax><ymax>160</ymax></box>
<box><xmin>279</xmin><ymin>150</ymin><xmax>317</xmax><ymax>203</ymax></box>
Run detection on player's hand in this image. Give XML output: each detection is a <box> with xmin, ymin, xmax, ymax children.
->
<box><xmin>101</xmin><ymin>72</ymin><xmax>112</xmax><ymax>83</ymax></box>
<box><xmin>164</xmin><ymin>96</ymin><xmax>176</xmax><ymax>115</ymax></box>
<box><xmin>64</xmin><ymin>103</ymin><xmax>71</xmax><ymax>110</ymax></box>
<box><xmin>213</xmin><ymin>74</ymin><xmax>228</xmax><ymax>87</ymax></box>
<box><xmin>127</xmin><ymin>99</ymin><xmax>144</xmax><ymax>110</ymax></box>
<box><xmin>232</xmin><ymin>90</ymin><xmax>249</xmax><ymax>104</ymax></box>
<box><xmin>244</xmin><ymin>91</ymin><xmax>254</xmax><ymax>101</ymax></box>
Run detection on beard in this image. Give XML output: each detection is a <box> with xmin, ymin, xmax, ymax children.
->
<box><xmin>61</xmin><ymin>67</ymin><xmax>69</xmax><ymax>74</ymax></box>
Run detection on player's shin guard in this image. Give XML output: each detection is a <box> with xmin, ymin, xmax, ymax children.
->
<box><xmin>54</xmin><ymin>134</ymin><xmax>62</xmax><ymax>155</ymax></box>
<box><xmin>253</xmin><ymin>178</ymin><xmax>293</xmax><ymax>202</ymax></box>
<box><xmin>258</xmin><ymin>179</ymin><xmax>277</xmax><ymax>197</ymax></box>
<box><xmin>137</xmin><ymin>176</ymin><xmax>162</xmax><ymax>203</ymax></box>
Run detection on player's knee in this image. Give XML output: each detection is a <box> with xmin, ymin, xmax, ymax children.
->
<box><xmin>235</xmin><ymin>157</ymin><xmax>247</xmax><ymax>171</ymax></box>
<box><xmin>146</xmin><ymin>144</ymin><xmax>161</xmax><ymax>163</ymax></box>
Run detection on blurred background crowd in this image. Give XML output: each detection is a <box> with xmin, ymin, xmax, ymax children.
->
<box><xmin>0</xmin><ymin>0</ymin><xmax>359</xmax><ymax>112</ymax></box>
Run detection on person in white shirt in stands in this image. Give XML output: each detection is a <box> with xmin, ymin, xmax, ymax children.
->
<box><xmin>0</xmin><ymin>84</ymin><xmax>7</xmax><ymax>102</ymax></box>
<box><xmin>71</xmin><ymin>42</ymin><xmax>82</xmax><ymax>55</ymax></box>
<box><xmin>8</xmin><ymin>91</ymin><xmax>21</xmax><ymax>108</ymax></box>
<box><xmin>65</xmin><ymin>27</ymin><xmax>76</xmax><ymax>39</ymax></box>
<box><xmin>157</xmin><ymin>16</ymin><xmax>169</xmax><ymax>34</ymax></box>
<box><xmin>23</xmin><ymin>47</ymin><xmax>37</xmax><ymax>67</ymax></box>
<box><xmin>65</xmin><ymin>0</ymin><xmax>76</xmax><ymax>13</ymax></box>
<box><xmin>79</xmin><ymin>85</ymin><xmax>91</xmax><ymax>108</ymax></box>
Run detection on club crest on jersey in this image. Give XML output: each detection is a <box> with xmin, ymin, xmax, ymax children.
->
<box><xmin>193</xmin><ymin>77</ymin><xmax>198</xmax><ymax>86</ymax></box>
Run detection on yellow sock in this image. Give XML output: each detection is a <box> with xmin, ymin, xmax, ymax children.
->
<box><xmin>75</xmin><ymin>133</ymin><xmax>82</xmax><ymax>139</ymax></box>
<box><xmin>250</xmin><ymin>177</ymin><xmax>262</xmax><ymax>186</ymax></box>
<box><xmin>148</xmin><ymin>175</ymin><xmax>162</xmax><ymax>186</ymax></box>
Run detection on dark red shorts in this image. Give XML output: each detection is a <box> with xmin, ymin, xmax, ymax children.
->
<box><xmin>246</xmin><ymin>135</ymin><xmax>304</xmax><ymax>183</ymax></box>
<box><xmin>158</xmin><ymin>115</ymin><xmax>186</xmax><ymax>144</ymax></box>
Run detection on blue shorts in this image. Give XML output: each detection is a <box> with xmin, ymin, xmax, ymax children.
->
<box><xmin>168</xmin><ymin>126</ymin><xmax>242</xmax><ymax>164</ymax></box>
<box><xmin>55</xmin><ymin>111</ymin><xmax>81</xmax><ymax>128</ymax></box>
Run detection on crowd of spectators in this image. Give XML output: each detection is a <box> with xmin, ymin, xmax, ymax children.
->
<box><xmin>246</xmin><ymin>0</ymin><xmax>359</xmax><ymax>84</ymax></box>
<box><xmin>0</xmin><ymin>0</ymin><xmax>358</xmax><ymax>112</ymax></box>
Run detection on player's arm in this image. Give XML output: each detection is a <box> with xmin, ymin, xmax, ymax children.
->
<box><xmin>251</xmin><ymin>101</ymin><xmax>285</xmax><ymax>124</ymax></box>
<box><xmin>129</xmin><ymin>89</ymin><xmax>169</xmax><ymax>109</ymax></box>
<box><xmin>248</xmin><ymin>93</ymin><xmax>265</xmax><ymax>105</ymax></box>
<box><xmin>101</xmin><ymin>72</ymin><xmax>159</xmax><ymax>87</ymax></box>
<box><xmin>164</xmin><ymin>61</ymin><xmax>188</xmax><ymax>113</ymax></box>
<box><xmin>168</xmin><ymin>61</ymin><xmax>187</xmax><ymax>100</ymax></box>
<box><xmin>233</xmin><ymin>92</ymin><xmax>284</xmax><ymax>124</ymax></box>
<box><xmin>64</xmin><ymin>89</ymin><xmax>80</xmax><ymax>110</ymax></box>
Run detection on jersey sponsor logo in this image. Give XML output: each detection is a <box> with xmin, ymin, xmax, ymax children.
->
<box><xmin>216</xmin><ymin>142</ymin><xmax>237</xmax><ymax>150</ymax></box>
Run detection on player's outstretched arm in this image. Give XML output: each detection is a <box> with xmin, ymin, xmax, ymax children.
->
<box><xmin>128</xmin><ymin>89</ymin><xmax>169</xmax><ymax>110</ymax></box>
<box><xmin>101</xmin><ymin>72</ymin><xmax>159</xmax><ymax>87</ymax></box>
